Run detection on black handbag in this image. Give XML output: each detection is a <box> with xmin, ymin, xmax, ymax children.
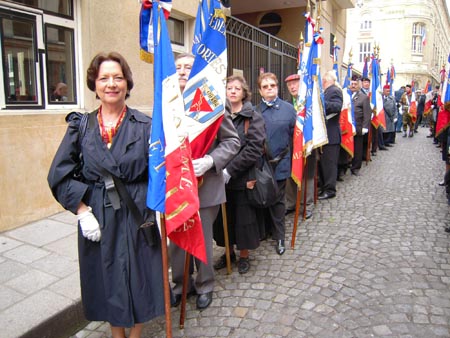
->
<box><xmin>246</xmin><ymin>155</ymin><xmax>278</xmax><ymax>208</ymax></box>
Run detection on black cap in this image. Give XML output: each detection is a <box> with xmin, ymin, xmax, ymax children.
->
<box><xmin>351</xmin><ymin>74</ymin><xmax>361</xmax><ymax>81</ymax></box>
<box><xmin>361</xmin><ymin>77</ymin><xmax>370</xmax><ymax>82</ymax></box>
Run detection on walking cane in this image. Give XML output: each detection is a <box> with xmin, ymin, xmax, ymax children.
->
<box><xmin>221</xmin><ymin>203</ymin><xmax>232</xmax><ymax>274</ymax></box>
<box><xmin>159</xmin><ymin>214</ymin><xmax>173</xmax><ymax>337</ymax></box>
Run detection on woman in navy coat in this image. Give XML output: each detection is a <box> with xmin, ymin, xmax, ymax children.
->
<box><xmin>48</xmin><ymin>52</ymin><xmax>165</xmax><ymax>338</ymax></box>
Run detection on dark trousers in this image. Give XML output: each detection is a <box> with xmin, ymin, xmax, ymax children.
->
<box><xmin>170</xmin><ymin>205</ymin><xmax>219</xmax><ymax>295</ymax></box>
<box><xmin>266</xmin><ymin>179</ymin><xmax>287</xmax><ymax>241</ymax></box>
<box><xmin>352</xmin><ymin>134</ymin><xmax>364</xmax><ymax>171</ymax></box>
<box><xmin>319</xmin><ymin>144</ymin><xmax>340</xmax><ymax>194</ymax></box>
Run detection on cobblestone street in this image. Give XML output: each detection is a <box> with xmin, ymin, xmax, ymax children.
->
<box><xmin>75</xmin><ymin>130</ymin><xmax>450</xmax><ymax>338</ymax></box>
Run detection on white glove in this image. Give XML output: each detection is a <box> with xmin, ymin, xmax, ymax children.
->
<box><xmin>371</xmin><ymin>113</ymin><xmax>374</xmax><ymax>120</ymax></box>
<box><xmin>362</xmin><ymin>128</ymin><xmax>369</xmax><ymax>135</ymax></box>
<box><xmin>394</xmin><ymin>118</ymin><xmax>398</xmax><ymax>123</ymax></box>
<box><xmin>77</xmin><ymin>207</ymin><xmax>101</xmax><ymax>242</ymax></box>
<box><xmin>223</xmin><ymin>168</ymin><xmax>231</xmax><ymax>184</ymax></box>
<box><xmin>192</xmin><ymin>154</ymin><xmax>214</xmax><ymax>177</ymax></box>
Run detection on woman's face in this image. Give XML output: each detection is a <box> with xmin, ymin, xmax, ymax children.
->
<box><xmin>226</xmin><ymin>80</ymin><xmax>244</xmax><ymax>104</ymax></box>
<box><xmin>95</xmin><ymin>60</ymin><xmax>127</xmax><ymax>105</ymax></box>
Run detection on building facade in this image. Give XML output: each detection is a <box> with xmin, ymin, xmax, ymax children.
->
<box><xmin>344</xmin><ymin>0</ymin><xmax>450</xmax><ymax>90</ymax></box>
<box><xmin>0</xmin><ymin>0</ymin><xmax>353</xmax><ymax>231</ymax></box>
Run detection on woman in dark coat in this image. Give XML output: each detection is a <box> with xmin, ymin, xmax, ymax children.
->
<box><xmin>47</xmin><ymin>52</ymin><xmax>165</xmax><ymax>338</ymax></box>
<box><xmin>213</xmin><ymin>75</ymin><xmax>266</xmax><ymax>274</ymax></box>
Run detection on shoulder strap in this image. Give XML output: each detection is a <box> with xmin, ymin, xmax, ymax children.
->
<box><xmin>78</xmin><ymin>112</ymin><xmax>95</xmax><ymax>150</ymax></box>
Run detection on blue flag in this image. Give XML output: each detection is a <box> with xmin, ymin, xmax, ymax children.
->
<box><xmin>192</xmin><ymin>0</ymin><xmax>210</xmax><ymax>56</ymax></box>
<box><xmin>147</xmin><ymin>1</ymin><xmax>175</xmax><ymax>212</ymax></box>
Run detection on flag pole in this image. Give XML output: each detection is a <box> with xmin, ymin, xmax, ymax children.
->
<box><xmin>290</xmin><ymin>157</ymin><xmax>307</xmax><ymax>249</ymax></box>
<box><xmin>302</xmin><ymin>157</ymin><xmax>308</xmax><ymax>221</ymax></box>
<box><xmin>179</xmin><ymin>251</ymin><xmax>191</xmax><ymax>329</ymax></box>
<box><xmin>159</xmin><ymin>214</ymin><xmax>173</xmax><ymax>337</ymax></box>
<box><xmin>221</xmin><ymin>203</ymin><xmax>232</xmax><ymax>274</ymax></box>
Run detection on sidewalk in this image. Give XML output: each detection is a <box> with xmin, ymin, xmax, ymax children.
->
<box><xmin>0</xmin><ymin>211</ymin><xmax>86</xmax><ymax>338</ymax></box>
<box><xmin>2</xmin><ymin>129</ymin><xmax>450</xmax><ymax>338</ymax></box>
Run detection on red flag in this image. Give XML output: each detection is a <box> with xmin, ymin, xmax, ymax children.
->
<box><xmin>436</xmin><ymin>96</ymin><xmax>449</xmax><ymax>137</ymax></box>
<box><xmin>409</xmin><ymin>82</ymin><xmax>417</xmax><ymax>124</ymax></box>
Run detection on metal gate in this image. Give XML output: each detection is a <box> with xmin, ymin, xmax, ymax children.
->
<box><xmin>226</xmin><ymin>16</ymin><xmax>298</xmax><ymax>104</ymax></box>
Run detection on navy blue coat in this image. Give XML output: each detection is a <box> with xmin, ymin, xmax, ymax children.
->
<box><xmin>256</xmin><ymin>98</ymin><xmax>296</xmax><ymax>181</ymax></box>
<box><xmin>48</xmin><ymin>107</ymin><xmax>165</xmax><ymax>327</ymax></box>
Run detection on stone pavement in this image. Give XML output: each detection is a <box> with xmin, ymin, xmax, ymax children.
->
<box><xmin>2</xmin><ymin>129</ymin><xmax>450</xmax><ymax>338</ymax></box>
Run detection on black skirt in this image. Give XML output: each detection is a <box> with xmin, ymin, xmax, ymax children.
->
<box><xmin>213</xmin><ymin>188</ymin><xmax>261</xmax><ymax>250</ymax></box>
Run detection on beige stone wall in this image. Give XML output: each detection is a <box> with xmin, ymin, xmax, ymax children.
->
<box><xmin>0</xmin><ymin>1</ymin><xmax>198</xmax><ymax>232</ymax></box>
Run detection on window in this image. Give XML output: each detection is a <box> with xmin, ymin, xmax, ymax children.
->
<box><xmin>360</xmin><ymin>18</ymin><xmax>372</xmax><ymax>30</ymax></box>
<box><xmin>0</xmin><ymin>1</ymin><xmax>77</xmax><ymax>110</ymax></box>
<box><xmin>412</xmin><ymin>22</ymin><xmax>425</xmax><ymax>54</ymax></box>
<box><xmin>359</xmin><ymin>42</ymin><xmax>371</xmax><ymax>63</ymax></box>
<box><xmin>1</xmin><ymin>11</ymin><xmax>38</xmax><ymax>104</ymax></box>
<box><xmin>45</xmin><ymin>24</ymin><xmax>76</xmax><ymax>103</ymax></box>
<box><xmin>7</xmin><ymin>0</ymin><xmax>72</xmax><ymax>17</ymax></box>
<box><xmin>167</xmin><ymin>17</ymin><xmax>184</xmax><ymax>46</ymax></box>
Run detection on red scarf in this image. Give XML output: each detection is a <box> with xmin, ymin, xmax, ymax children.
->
<box><xmin>97</xmin><ymin>106</ymin><xmax>126</xmax><ymax>148</ymax></box>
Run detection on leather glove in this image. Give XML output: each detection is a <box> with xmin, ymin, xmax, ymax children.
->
<box><xmin>77</xmin><ymin>207</ymin><xmax>101</xmax><ymax>242</ymax></box>
<box><xmin>362</xmin><ymin>128</ymin><xmax>369</xmax><ymax>135</ymax></box>
<box><xmin>223</xmin><ymin>168</ymin><xmax>231</xmax><ymax>184</ymax></box>
<box><xmin>192</xmin><ymin>154</ymin><xmax>214</xmax><ymax>177</ymax></box>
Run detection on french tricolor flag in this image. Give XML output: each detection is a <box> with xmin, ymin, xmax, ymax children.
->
<box><xmin>147</xmin><ymin>1</ymin><xmax>206</xmax><ymax>263</ymax></box>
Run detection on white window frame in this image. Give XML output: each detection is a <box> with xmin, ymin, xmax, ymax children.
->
<box><xmin>0</xmin><ymin>0</ymin><xmax>80</xmax><ymax>114</ymax></box>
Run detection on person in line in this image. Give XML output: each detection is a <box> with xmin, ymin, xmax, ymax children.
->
<box><xmin>284</xmin><ymin>73</ymin><xmax>315</xmax><ymax>219</ymax></box>
<box><xmin>213</xmin><ymin>75</ymin><xmax>265</xmax><ymax>274</ymax></box>
<box><xmin>415</xmin><ymin>89</ymin><xmax>426</xmax><ymax>133</ymax></box>
<box><xmin>318</xmin><ymin>70</ymin><xmax>343</xmax><ymax>200</ymax></box>
<box><xmin>255</xmin><ymin>72</ymin><xmax>296</xmax><ymax>255</ymax></box>
<box><xmin>48</xmin><ymin>51</ymin><xmax>165</xmax><ymax>338</ymax></box>
<box><xmin>350</xmin><ymin>75</ymin><xmax>372</xmax><ymax>176</ymax></box>
<box><xmin>170</xmin><ymin>53</ymin><xmax>240</xmax><ymax>310</ymax></box>
<box><xmin>400</xmin><ymin>84</ymin><xmax>414</xmax><ymax>138</ymax></box>
<box><xmin>394</xmin><ymin>85</ymin><xmax>406</xmax><ymax>134</ymax></box>
<box><xmin>360</xmin><ymin>77</ymin><xmax>379</xmax><ymax>157</ymax></box>
<box><xmin>381</xmin><ymin>84</ymin><xmax>397</xmax><ymax>147</ymax></box>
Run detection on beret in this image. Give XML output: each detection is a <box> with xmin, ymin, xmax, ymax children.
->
<box><xmin>284</xmin><ymin>74</ymin><xmax>300</xmax><ymax>82</ymax></box>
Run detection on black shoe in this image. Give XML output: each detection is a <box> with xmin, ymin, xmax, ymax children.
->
<box><xmin>213</xmin><ymin>251</ymin><xmax>236</xmax><ymax>270</ymax></box>
<box><xmin>385</xmin><ymin>144</ymin><xmax>393</xmax><ymax>147</ymax></box>
<box><xmin>237</xmin><ymin>257</ymin><xmax>250</xmax><ymax>274</ymax></box>
<box><xmin>379</xmin><ymin>146</ymin><xmax>388</xmax><ymax>150</ymax></box>
<box><xmin>402</xmin><ymin>132</ymin><xmax>407</xmax><ymax>137</ymax></box>
<box><xmin>285</xmin><ymin>208</ymin><xmax>295</xmax><ymax>215</ymax></box>
<box><xmin>276</xmin><ymin>240</ymin><xmax>285</xmax><ymax>255</ymax></box>
<box><xmin>409</xmin><ymin>131</ymin><xmax>414</xmax><ymax>137</ymax></box>
<box><xmin>196</xmin><ymin>292</ymin><xmax>213</xmax><ymax>310</ymax></box>
<box><xmin>371</xmin><ymin>151</ymin><xmax>377</xmax><ymax>156</ymax></box>
<box><xmin>172</xmin><ymin>289</ymin><xmax>196</xmax><ymax>307</ymax></box>
<box><xmin>427</xmin><ymin>134</ymin><xmax>433</xmax><ymax>138</ymax></box>
<box><xmin>351</xmin><ymin>170</ymin><xmax>360</xmax><ymax>176</ymax></box>
<box><xmin>337</xmin><ymin>176</ymin><xmax>344</xmax><ymax>182</ymax></box>
<box><xmin>438</xmin><ymin>180</ymin><xmax>445</xmax><ymax>186</ymax></box>
<box><xmin>318</xmin><ymin>192</ymin><xmax>336</xmax><ymax>200</ymax></box>
<box><xmin>414</xmin><ymin>129</ymin><xmax>418</xmax><ymax>133</ymax></box>
<box><xmin>305</xmin><ymin>210</ymin><xmax>313</xmax><ymax>220</ymax></box>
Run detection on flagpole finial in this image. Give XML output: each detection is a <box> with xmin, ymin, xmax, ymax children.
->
<box><xmin>348</xmin><ymin>48</ymin><xmax>353</xmax><ymax>64</ymax></box>
<box><xmin>299</xmin><ymin>32</ymin><xmax>304</xmax><ymax>43</ymax></box>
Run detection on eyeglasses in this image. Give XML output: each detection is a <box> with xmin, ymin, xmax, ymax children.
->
<box><xmin>262</xmin><ymin>84</ymin><xmax>277</xmax><ymax>89</ymax></box>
